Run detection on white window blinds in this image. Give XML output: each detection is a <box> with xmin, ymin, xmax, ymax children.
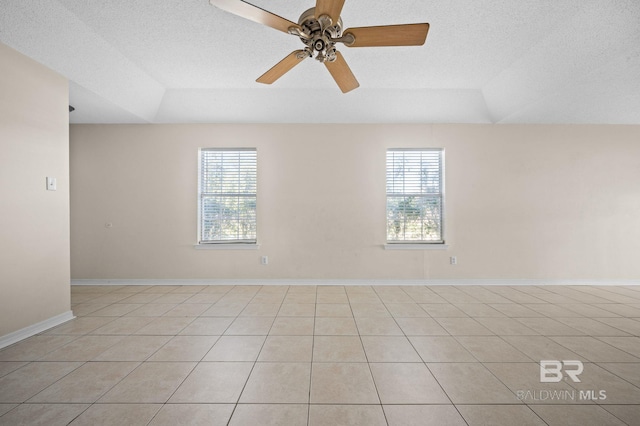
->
<box><xmin>386</xmin><ymin>149</ymin><xmax>444</xmax><ymax>243</ymax></box>
<box><xmin>199</xmin><ymin>148</ymin><xmax>257</xmax><ymax>243</ymax></box>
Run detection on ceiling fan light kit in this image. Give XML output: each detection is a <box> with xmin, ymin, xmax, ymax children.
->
<box><xmin>209</xmin><ymin>0</ymin><xmax>429</xmax><ymax>93</ymax></box>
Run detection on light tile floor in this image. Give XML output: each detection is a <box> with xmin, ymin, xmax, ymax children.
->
<box><xmin>0</xmin><ymin>284</ymin><xmax>639</xmax><ymax>425</ymax></box>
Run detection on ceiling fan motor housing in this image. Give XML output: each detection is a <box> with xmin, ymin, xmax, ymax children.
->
<box><xmin>297</xmin><ymin>7</ymin><xmax>342</xmax><ymax>63</ymax></box>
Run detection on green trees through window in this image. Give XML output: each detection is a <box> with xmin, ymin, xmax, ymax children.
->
<box><xmin>199</xmin><ymin>149</ymin><xmax>257</xmax><ymax>243</ymax></box>
<box><xmin>386</xmin><ymin>149</ymin><xmax>444</xmax><ymax>242</ymax></box>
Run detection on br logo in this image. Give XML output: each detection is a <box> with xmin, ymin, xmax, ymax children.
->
<box><xmin>540</xmin><ymin>360</ymin><xmax>584</xmax><ymax>383</ymax></box>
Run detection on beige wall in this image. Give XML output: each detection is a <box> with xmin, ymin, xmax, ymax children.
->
<box><xmin>0</xmin><ymin>43</ymin><xmax>70</xmax><ymax>336</ymax></box>
<box><xmin>69</xmin><ymin>123</ymin><xmax>640</xmax><ymax>281</ymax></box>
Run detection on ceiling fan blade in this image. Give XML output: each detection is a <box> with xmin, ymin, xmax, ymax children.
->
<box><xmin>257</xmin><ymin>50</ymin><xmax>309</xmax><ymax>84</ymax></box>
<box><xmin>209</xmin><ymin>0</ymin><xmax>301</xmax><ymax>34</ymax></box>
<box><xmin>314</xmin><ymin>0</ymin><xmax>345</xmax><ymax>25</ymax></box>
<box><xmin>325</xmin><ymin>51</ymin><xmax>359</xmax><ymax>93</ymax></box>
<box><xmin>343</xmin><ymin>23</ymin><xmax>429</xmax><ymax>47</ymax></box>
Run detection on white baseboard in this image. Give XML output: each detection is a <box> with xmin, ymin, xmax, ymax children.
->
<box><xmin>71</xmin><ymin>278</ymin><xmax>640</xmax><ymax>286</ymax></box>
<box><xmin>0</xmin><ymin>311</ymin><xmax>75</xmax><ymax>350</ymax></box>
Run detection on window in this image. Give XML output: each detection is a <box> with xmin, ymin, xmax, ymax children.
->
<box><xmin>198</xmin><ymin>148</ymin><xmax>257</xmax><ymax>244</ymax></box>
<box><xmin>386</xmin><ymin>148</ymin><xmax>444</xmax><ymax>243</ymax></box>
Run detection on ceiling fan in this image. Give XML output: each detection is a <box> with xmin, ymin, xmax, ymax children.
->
<box><xmin>209</xmin><ymin>0</ymin><xmax>430</xmax><ymax>93</ymax></box>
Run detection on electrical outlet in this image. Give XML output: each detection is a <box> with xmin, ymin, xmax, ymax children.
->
<box><xmin>450</xmin><ymin>256</ymin><xmax>457</xmax><ymax>265</ymax></box>
<box><xmin>261</xmin><ymin>256</ymin><xmax>268</xmax><ymax>265</ymax></box>
<box><xmin>46</xmin><ymin>177</ymin><xmax>57</xmax><ymax>191</ymax></box>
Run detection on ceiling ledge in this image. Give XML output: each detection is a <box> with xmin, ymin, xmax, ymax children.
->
<box><xmin>151</xmin><ymin>88</ymin><xmax>493</xmax><ymax>124</ymax></box>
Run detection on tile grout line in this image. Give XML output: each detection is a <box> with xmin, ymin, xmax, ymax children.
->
<box><xmin>306</xmin><ymin>285</ymin><xmax>319</xmax><ymax>426</ymax></box>
<box><xmin>348</xmin><ymin>287</ymin><xmax>389</xmax><ymax>425</ymax></box>
<box><xmin>395</xmin><ymin>286</ymin><xmax>472</xmax><ymax>426</ymax></box>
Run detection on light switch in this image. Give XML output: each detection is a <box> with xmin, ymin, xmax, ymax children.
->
<box><xmin>46</xmin><ymin>177</ymin><xmax>57</xmax><ymax>191</ymax></box>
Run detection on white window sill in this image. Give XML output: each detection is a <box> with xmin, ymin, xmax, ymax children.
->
<box><xmin>194</xmin><ymin>244</ymin><xmax>260</xmax><ymax>250</ymax></box>
<box><xmin>384</xmin><ymin>244</ymin><xmax>449</xmax><ymax>250</ymax></box>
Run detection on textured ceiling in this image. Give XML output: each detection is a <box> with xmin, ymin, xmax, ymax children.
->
<box><xmin>1</xmin><ymin>0</ymin><xmax>639</xmax><ymax>124</ymax></box>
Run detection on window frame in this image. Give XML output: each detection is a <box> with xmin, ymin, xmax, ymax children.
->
<box><xmin>197</xmin><ymin>147</ymin><xmax>258</xmax><ymax>246</ymax></box>
<box><xmin>385</xmin><ymin>148</ymin><xmax>445</xmax><ymax>246</ymax></box>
